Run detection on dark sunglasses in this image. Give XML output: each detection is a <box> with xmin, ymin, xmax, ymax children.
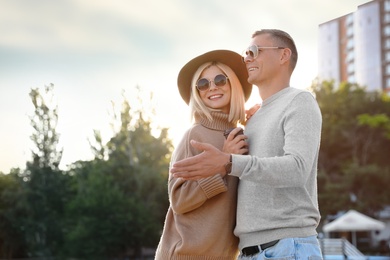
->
<box><xmin>242</xmin><ymin>45</ymin><xmax>285</xmax><ymax>62</ymax></box>
<box><xmin>196</xmin><ymin>74</ymin><xmax>229</xmax><ymax>92</ymax></box>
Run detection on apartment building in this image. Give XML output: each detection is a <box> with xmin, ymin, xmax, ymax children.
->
<box><xmin>318</xmin><ymin>0</ymin><xmax>390</xmax><ymax>93</ymax></box>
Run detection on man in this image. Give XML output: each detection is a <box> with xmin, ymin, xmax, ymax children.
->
<box><xmin>171</xmin><ymin>29</ymin><xmax>323</xmax><ymax>259</ymax></box>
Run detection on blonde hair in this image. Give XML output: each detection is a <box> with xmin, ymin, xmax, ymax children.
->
<box><xmin>188</xmin><ymin>62</ymin><xmax>246</xmax><ymax>125</ymax></box>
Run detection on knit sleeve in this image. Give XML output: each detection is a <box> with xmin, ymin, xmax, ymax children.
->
<box><xmin>168</xmin><ymin>126</ymin><xmax>228</xmax><ymax>214</ymax></box>
<box><xmin>231</xmin><ymin>91</ymin><xmax>322</xmax><ymax>187</ymax></box>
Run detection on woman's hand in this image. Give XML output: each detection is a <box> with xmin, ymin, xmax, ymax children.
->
<box><xmin>222</xmin><ymin>127</ymin><xmax>248</xmax><ymax>155</ymax></box>
<box><xmin>245</xmin><ymin>103</ymin><xmax>261</xmax><ymax>121</ymax></box>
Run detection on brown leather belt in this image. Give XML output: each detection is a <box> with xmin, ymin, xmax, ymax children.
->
<box><xmin>241</xmin><ymin>239</ymin><xmax>279</xmax><ymax>256</ymax></box>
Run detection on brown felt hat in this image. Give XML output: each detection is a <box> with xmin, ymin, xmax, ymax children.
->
<box><xmin>177</xmin><ymin>50</ymin><xmax>252</xmax><ymax>104</ymax></box>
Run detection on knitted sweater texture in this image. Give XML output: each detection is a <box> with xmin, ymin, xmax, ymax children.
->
<box><xmin>155</xmin><ymin>111</ymin><xmax>239</xmax><ymax>260</ymax></box>
<box><xmin>231</xmin><ymin>87</ymin><xmax>322</xmax><ymax>250</ymax></box>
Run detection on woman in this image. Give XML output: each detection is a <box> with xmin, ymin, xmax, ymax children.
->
<box><xmin>155</xmin><ymin>50</ymin><xmax>252</xmax><ymax>259</ymax></box>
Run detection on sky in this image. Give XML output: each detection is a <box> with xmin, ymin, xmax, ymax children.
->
<box><xmin>0</xmin><ymin>0</ymin><xmax>371</xmax><ymax>173</ymax></box>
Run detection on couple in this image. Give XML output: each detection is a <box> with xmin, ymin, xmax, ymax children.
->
<box><xmin>155</xmin><ymin>29</ymin><xmax>323</xmax><ymax>260</ymax></box>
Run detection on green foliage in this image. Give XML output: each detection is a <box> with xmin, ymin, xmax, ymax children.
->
<box><xmin>0</xmin><ymin>169</ymin><xmax>27</xmax><ymax>258</ymax></box>
<box><xmin>60</xmin><ymin>92</ymin><xmax>172</xmax><ymax>258</ymax></box>
<box><xmin>62</xmin><ymin>161</ymin><xmax>135</xmax><ymax>258</ymax></box>
<box><xmin>16</xmin><ymin>85</ymin><xmax>71</xmax><ymax>257</ymax></box>
<box><xmin>1</xmin><ymin>86</ymin><xmax>172</xmax><ymax>259</ymax></box>
<box><xmin>317</xmin><ymin>169</ymin><xmax>350</xmax><ymax>215</ymax></box>
<box><xmin>358</xmin><ymin>113</ymin><xmax>390</xmax><ymax>139</ymax></box>
<box><xmin>19</xmin><ymin>166</ymin><xmax>71</xmax><ymax>257</ymax></box>
<box><xmin>343</xmin><ymin>163</ymin><xmax>390</xmax><ymax>214</ymax></box>
<box><xmin>0</xmin><ymin>85</ymin><xmax>71</xmax><ymax>258</ymax></box>
<box><xmin>311</xmin><ymin>81</ymin><xmax>390</xmax><ymax>219</ymax></box>
<box><xmin>28</xmin><ymin>83</ymin><xmax>63</xmax><ymax>169</ymax></box>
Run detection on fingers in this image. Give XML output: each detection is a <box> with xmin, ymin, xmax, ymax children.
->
<box><xmin>223</xmin><ymin>135</ymin><xmax>248</xmax><ymax>154</ymax></box>
<box><xmin>171</xmin><ymin>160</ymin><xmax>212</xmax><ymax>180</ymax></box>
<box><xmin>251</xmin><ymin>103</ymin><xmax>261</xmax><ymax>112</ymax></box>
<box><xmin>172</xmin><ymin>172</ymin><xmax>204</xmax><ymax>180</ymax></box>
<box><xmin>226</xmin><ymin>127</ymin><xmax>244</xmax><ymax>141</ymax></box>
<box><xmin>170</xmin><ymin>161</ymin><xmax>204</xmax><ymax>179</ymax></box>
<box><xmin>235</xmin><ymin>140</ymin><xmax>249</xmax><ymax>155</ymax></box>
<box><xmin>171</xmin><ymin>154</ymin><xmax>202</xmax><ymax>169</ymax></box>
<box><xmin>246</xmin><ymin>103</ymin><xmax>261</xmax><ymax>120</ymax></box>
<box><xmin>190</xmin><ymin>140</ymin><xmax>214</xmax><ymax>152</ymax></box>
<box><xmin>171</xmin><ymin>140</ymin><xmax>216</xmax><ymax>174</ymax></box>
<box><xmin>171</xmin><ymin>140</ymin><xmax>234</xmax><ymax>180</ymax></box>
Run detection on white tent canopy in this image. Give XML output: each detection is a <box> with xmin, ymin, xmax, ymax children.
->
<box><xmin>323</xmin><ymin>209</ymin><xmax>386</xmax><ymax>232</ymax></box>
<box><xmin>323</xmin><ymin>209</ymin><xmax>386</xmax><ymax>246</ymax></box>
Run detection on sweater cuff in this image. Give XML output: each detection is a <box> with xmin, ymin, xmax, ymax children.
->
<box><xmin>197</xmin><ymin>174</ymin><xmax>227</xmax><ymax>198</ymax></box>
<box><xmin>230</xmin><ymin>154</ymin><xmax>249</xmax><ymax>178</ymax></box>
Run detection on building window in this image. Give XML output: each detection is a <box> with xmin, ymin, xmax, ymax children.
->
<box><xmin>385</xmin><ymin>25</ymin><xmax>390</xmax><ymax>36</ymax></box>
<box><xmin>385</xmin><ymin>0</ymin><xmax>390</xmax><ymax>12</ymax></box>
<box><xmin>346</xmin><ymin>51</ymin><xmax>355</xmax><ymax>62</ymax></box>
<box><xmin>347</xmin><ymin>63</ymin><xmax>355</xmax><ymax>74</ymax></box>
<box><xmin>387</xmin><ymin>77</ymin><xmax>390</xmax><ymax>88</ymax></box>
<box><xmin>346</xmin><ymin>14</ymin><xmax>354</xmax><ymax>26</ymax></box>
<box><xmin>384</xmin><ymin>13</ymin><xmax>390</xmax><ymax>23</ymax></box>
<box><xmin>386</xmin><ymin>39</ymin><xmax>390</xmax><ymax>49</ymax></box>
<box><xmin>346</xmin><ymin>38</ymin><xmax>355</xmax><ymax>50</ymax></box>
<box><xmin>348</xmin><ymin>75</ymin><xmax>356</xmax><ymax>83</ymax></box>
<box><xmin>347</xmin><ymin>25</ymin><xmax>354</xmax><ymax>37</ymax></box>
<box><xmin>386</xmin><ymin>51</ymin><xmax>390</xmax><ymax>61</ymax></box>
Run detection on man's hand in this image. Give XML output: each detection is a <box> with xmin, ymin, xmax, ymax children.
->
<box><xmin>171</xmin><ymin>140</ymin><xmax>230</xmax><ymax>180</ymax></box>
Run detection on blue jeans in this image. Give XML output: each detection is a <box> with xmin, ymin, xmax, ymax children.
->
<box><xmin>238</xmin><ymin>236</ymin><xmax>323</xmax><ymax>260</ymax></box>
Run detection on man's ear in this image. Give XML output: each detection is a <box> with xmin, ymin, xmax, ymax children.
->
<box><xmin>280</xmin><ymin>48</ymin><xmax>292</xmax><ymax>65</ymax></box>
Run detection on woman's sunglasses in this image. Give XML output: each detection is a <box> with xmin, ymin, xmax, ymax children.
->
<box><xmin>196</xmin><ymin>74</ymin><xmax>229</xmax><ymax>92</ymax></box>
<box><xmin>242</xmin><ymin>45</ymin><xmax>285</xmax><ymax>62</ymax></box>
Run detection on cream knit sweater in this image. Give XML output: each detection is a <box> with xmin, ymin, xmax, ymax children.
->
<box><xmin>155</xmin><ymin>112</ymin><xmax>239</xmax><ymax>260</ymax></box>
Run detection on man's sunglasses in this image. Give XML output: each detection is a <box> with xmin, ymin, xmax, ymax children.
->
<box><xmin>196</xmin><ymin>74</ymin><xmax>229</xmax><ymax>92</ymax></box>
<box><xmin>242</xmin><ymin>45</ymin><xmax>285</xmax><ymax>62</ymax></box>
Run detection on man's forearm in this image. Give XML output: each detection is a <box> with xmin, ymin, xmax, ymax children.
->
<box><xmin>171</xmin><ymin>140</ymin><xmax>231</xmax><ymax>180</ymax></box>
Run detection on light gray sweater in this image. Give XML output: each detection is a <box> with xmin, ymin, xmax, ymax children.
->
<box><xmin>230</xmin><ymin>87</ymin><xmax>322</xmax><ymax>250</ymax></box>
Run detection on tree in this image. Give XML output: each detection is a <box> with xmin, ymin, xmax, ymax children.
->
<box><xmin>311</xmin><ymin>81</ymin><xmax>390</xmax><ymax>217</ymax></box>
<box><xmin>0</xmin><ymin>169</ymin><xmax>27</xmax><ymax>259</ymax></box>
<box><xmin>28</xmin><ymin>83</ymin><xmax>63</xmax><ymax>170</ymax></box>
<box><xmin>343</xmin><ymin>163</ymin><xmax>390</xmax><ymax>215</ymax></box>
<box><xmin>357</xmin><ymin>113</ymin><xmax>390</xmax><ymax>140</ymax></box>
<box><xmin>62</xmin><ymin>90</ymin><xmax>172</xmax><ymax>258</ymax></box>
<box><xmin>2</xmin><ymin>86</ymin><xmax>173</xmax><ymax>258</ymax></box>
<box><xmin>16</xmin><ymin>84</ymin><xmax>70</xmax><ymax>257</ymax></box>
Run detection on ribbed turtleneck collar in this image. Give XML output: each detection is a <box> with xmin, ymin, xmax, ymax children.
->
<box><xmin>195</xmin><ymin>111</ymin><xmax>236</xmax><ymax>131</ymax></box>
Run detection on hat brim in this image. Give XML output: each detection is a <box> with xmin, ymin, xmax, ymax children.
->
<box><xmin>177</xmin><ymin>50</ymin><xmax>252</xmax><ymax>104</ymax></box>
